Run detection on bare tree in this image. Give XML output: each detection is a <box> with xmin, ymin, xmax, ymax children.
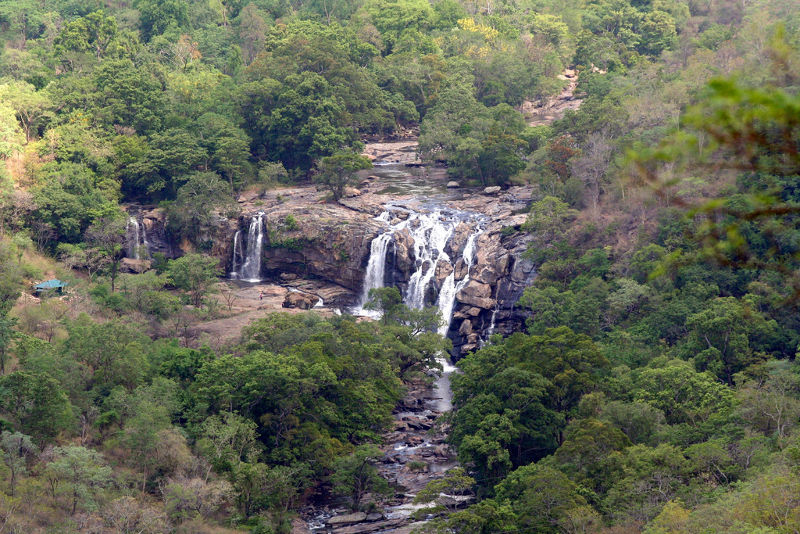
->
<box><xmin>219</xmin><ymin>284</ymin><xmax>238</xmax><ymax>312</ymax></box>
<box><xmin>571</xmin><ymin>133</ymin><xmax>614</xmax><ymax>217</ymax></box>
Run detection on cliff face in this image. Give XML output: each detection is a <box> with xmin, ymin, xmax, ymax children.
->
<box><xmin>257</xmin><ymin>204</ymin><xmax>384</xmax><ymax>294</ymax></box>
<box><xmin>385</xmin><ymin>212</ymin><xmax>535</xmax><ymax>356</ymax></box>
<box><xmin>451</xmin><ymin>226</ymin><xmax>535</xmax><ymax>355</ymax></box>
<box><xmin>130</xmin><ymin>179</ymin><xmax>537</xmax><ymax>354</ymax></box>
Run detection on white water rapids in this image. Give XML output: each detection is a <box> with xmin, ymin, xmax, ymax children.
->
<box><xmin>352</xmin><ymin>206</ymin><xmax>485</xmax><ymax>416</ymax></box>
<box><xmin>354</xmin><ymin>207</ymin><xmax>484</xmax><ymax>337</ymax></box>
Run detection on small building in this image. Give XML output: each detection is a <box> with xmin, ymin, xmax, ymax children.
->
<box><xmin>33</xmin><ymin>279</ymin><xmax>69</xmax><ymax>296</ymax></box>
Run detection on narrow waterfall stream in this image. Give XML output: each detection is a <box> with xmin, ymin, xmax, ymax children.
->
<box><xmin>352</xmin><ymin>211</ymin><xmax>408</xmax><ymax>317</ymax></box>
<box><xmin>234</xmin><ymin>213</ymin><xmax>265</xmax><ymax>282</ymax></box>
<box><xmin>126</xmin><ymin>216</ymin><xmax>150</xmax><ymax>260</ymax></box>
<box><xmin>229</xmin><ymin>230</ymin><xmax>242</xmax><ymax>278</ymax></box>
<box><xmin>312</xmin><ymin>205</ymin><xmax>484</xmax><ymax>531</ymax></box>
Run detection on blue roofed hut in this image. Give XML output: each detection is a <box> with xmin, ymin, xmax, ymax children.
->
<box><xmin>33</xmin><ymin>279</ymin><xmax>68</xmax><ymax>295</ymax></box>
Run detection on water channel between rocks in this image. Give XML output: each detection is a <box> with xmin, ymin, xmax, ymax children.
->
<box><xmin>305</xmin><ymin>164</ymin><xmax>485</xmax><ymax>533</ymax></box>
<box><xmin>215</xmin><ymin>152</ymin><xmax>531</xmax><ymax>533</ymax></box>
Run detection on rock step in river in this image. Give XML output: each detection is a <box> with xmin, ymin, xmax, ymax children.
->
<box><xmin>306</xmin><ymin>207</ymin><xmax>485</xmax><ymax>533</ymax></box>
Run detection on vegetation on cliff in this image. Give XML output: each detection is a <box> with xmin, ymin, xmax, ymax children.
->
<box><xmin>0</xmin><ymin>0</ymin><xmax>798</xmax><ymax>532</ymax></box>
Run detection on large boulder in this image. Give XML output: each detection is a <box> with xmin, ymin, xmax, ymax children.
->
<box><xmin>392</xmin><ymin>228</ymin><xmax>416</xmax><ymax>276</ymax></box>
<box><xmin>120</xmin><ymin>258</ymin><xmax>151</xmax><ymax>273</ymax></box>
<box><xmin>446</xmin><ymin>222</ymin><xmax>472</xmax><ymax>259</ymax></box>
<box><xmin>453</xmin><ymin>258</ymin><xmax>468</xmax><ymax>280</ymax></box>
<box><xmin>456</xmin><ymin>294</ymin><xmax>496</xmax><ymax>310</ymax></box>
<box><xmin>344</xmin><ymin>187</ymin><xmax>362</xmax><ymax>197</ymax></box>
<box><xmin>434</xmin><ymin>259</ymin><xmax>454</xmax><ymax>285</ymax></box>
<box><xmin>455</xmin><ymin>277</ymin><xmax>495</xmax><ymax>310</ymax></box>
<box><xmin>461</xmin><ymin>279</ymin><xmax>492</xmax><ymax>299</ymax></box>
<box><xmin>327</xmin><ymin>512</ymin><xmax>367</xmax><ymax>526</ymax></box>
<box><xmin>283</xmin><ymin>291</ymin><xmax>318</xmax><ymax>309</ymax></box>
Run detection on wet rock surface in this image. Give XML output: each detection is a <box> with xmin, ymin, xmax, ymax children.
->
<box><xmin>305</xmin><ymin>378</ymin><xmax>460</xmax><ymax>534</ymax></box>
<box><xmin>130</xmin><ymin>140</ymin><xmax>538</xmax><ymax>355</ymax></box>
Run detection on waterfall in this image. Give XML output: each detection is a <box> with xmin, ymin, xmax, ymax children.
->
<box><xmin>141</xmin><ymin>223</ymin><xmax>150</xmax><ymax>258</ymax></box>
<box><xmin>437</xmin><ymin>227</ymin><xmax>483</xmax><ymax>336</ymax></box>
<box><xmin>238</xmin><ymin>213</ymin><xmax>264</xmax><ymax>281</ymax></box>
<box><xmin>479</xmin><ymin>307</ymin><xmax>499</xmax><ymax>347</ymax></box>
<box><xmin>355</xmin><ymin>206</ymin><xmax>485</xmax><ymax>336</ymax></box>
<box><xmin>229</xmin><ymin>230</ymin><xmax>242</xmax><ymax>277</ymax></box>
<box><xmin>353</xmin><ymin>211</ymin><xmax>408</xmax><ymax>315</ymax></box>
<box><xmin>126</xmin><ymin>216</ymin><xmax>150</xmax><ymax>260</ymax></box>
<box><xmin>404</xmin><ymin>211</ymin><xmax>455</xmax><ymax>310</ymax></box>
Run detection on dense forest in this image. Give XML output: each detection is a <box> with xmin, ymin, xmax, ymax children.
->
<box><xmin>0</xmin><ymin>0</ymin><xmax>799</xmax><ymax>532</ymax></box>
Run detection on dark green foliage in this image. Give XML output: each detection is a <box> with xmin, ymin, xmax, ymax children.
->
<box><xmin>314</xmin><ymin>152</ymin><xmax>372</xmax><ymax>201</ymax></box>
<box><xmin>0</xmin><ymin>371</ymin><xmax>73</xmax><ymax>442</ymax></box>
<box><xmin>0</xmin><ymin>0</ymin><xmax>799</xmax><ymax>531</ymax></box>
<box><xmin>166</xmin><ymin>253</ymin><xmax>220</xmax><ymax>307</ymax></box>
<box><xmin>330</xmin><ymin>444</ymin><xmax>391</xmax><ymax>511</ymax></box>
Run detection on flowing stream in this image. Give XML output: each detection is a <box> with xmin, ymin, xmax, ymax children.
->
<box><xmin>353</xmin><ymin>205</ymin><xmax>484</xmax><ymax>412</ymax></box>
<box><xmin>126</xmin><ymin>216</ymin><xmax>150</xmax><ymax>260</ymax></box>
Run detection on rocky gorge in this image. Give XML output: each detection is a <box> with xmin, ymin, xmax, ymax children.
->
<box><xmin>121</xmin><ymin>143</ymin><xmax>539</xmax><ymax>533</ymax></box>
<box><xmin>126</xmin><ymin>154</ymin><xmax>537</xmax><ymax>357</ymax></box>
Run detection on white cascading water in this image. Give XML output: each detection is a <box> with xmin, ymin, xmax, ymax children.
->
<box><xmin>126</xmin><ymin>217</ymin><xmax>139</xmax><ymax>259</ymax></box>
<box><xmin>436</xmin><ymin>228</ymin><xmax>483</xmax><ymax>336</ymax></box>
<box><xmin>238</xmin><ymin>213</ymin><xmax>264</xmax><ymax>281</ymax></box>
<box><xmin>355</xmin><ymin>207</ymin><xmax>484</xmax><ymax>334</ymax></box>
<box><xmin>479</xmin><ymin>307</ymin><xmax>499</xmax><ymax>348</ymax></box>
<box><xmin>404</xmin><ymin>211</ymin><xmax>455</xmax><ymax>310</ymax></box>
<box><xmin>126</xmin><ymin>216</ymin><xmax>150</xmax><ymax>260</ymax></box>
<box><xmin>229</xmin><ymin>230</ymin><xmax>242</xmax><ymax>277</ymax></box>
<box><xmin>141</xmin><ymin>223</ymin><xmax>150</xmax><ymax>258</ymax></box>
<box><xmin>354</xmin><ymin>211</ymin><xmax>408</xmax><ymax>316</ymax></box>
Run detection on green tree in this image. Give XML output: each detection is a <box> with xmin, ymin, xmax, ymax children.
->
<box><xmin>685</xmin><ymin>297</ymin><xmax>776</xmax><ymax>384</ymax></box>
<box><xmin>634</xmin><ymin>359</ymin><xmax>735</xmax><ymax>426</ymax></box>
<box><xmin>0</xmin><ymin>371</ymin><xmax>73</xmax><ymax>442</ymax></box>
<box><xmin>62</xmin><ymin>317</ymin><xmax>150</xmax><ymax>394</ymax></box>
<box><xmin>166</xmin><ymin>253</ymin><xmax>220</xmax><ymax>307</ymax></box>
<box><xmin>135</xmin><ymin>0</ymin><xmax>190</xmax><ymax>41</ymax></box>
<box><xmin>554</xmin><ymin>418</ymin><xmax>630</xmax><ymax>490</ymax></box>
<box><xmin>169</xmin><ymin>171</ymin><xmax>236</xmax><ymax>242</ymax></box>
<box><xmin>330</xmin><ymin>444</ymin><xmax>391</xmax><ymax>511</ymax></box>
<box><xmin>84</xmin><ymin>212</ymin><xmax>127</xmax><ymax>292</ymax></box>
<box><xmin>237</xmin><ymin>72</ymin><xmax>358</xmax><ymax>171</ymax></box>
<box><xmin>44</xmin><ymin>446</ymin><xmax>113</xmax><ymax>515</ymax></box>
<box><xmin>0</xmin><ymin>80</ymin><xmax>52</xmax><ymax>142</ymax></box>
<box><xmin>93</xmin><ymin>59</ymin><xmax>166</xmax><ymax>133</ymax></box>
<box><xmin>362</xmin><ymin>0</ymin><xmax>435</xmax><ymax>53</ymax></box>
<box><xmin>413</xmin><ymin>467</ymin><xmax>474</xmax><ymax>513</ymax></box>
<box><xmin>54</xmin><ymin>10</ymin><xmax>119</xmax><ymax>70</ymax></box>
<box><xmin>197</xmin><ymin>411</ymin><xmax>260</xmax><ymax>476</ymax></box>
<box><xmin>0</xmin><ymin>314</ymin><xmax>18</xmax><ymax>375</ymax></box>
<box><xmin>195</xmin><ymin>113</ymin><xmax>254</xmax><ymax>191</ymax></box>
<box><xmin>120</xmin><ymin>128</ymin><xmax>206</xmax><ymax>198</ymax></box>
<box><xmin>315</xmin><ymin>152</ymin><xmax>372</xmax><ymax>201</ymax></box>
<box><xmin>495</xmin><ymin>463</ymin><xmax>590</xmax><ymax>533</ymax></box>
<box><xmin>0</xmin><ymin>431</ymin><xmax>36</xmax><ymax>496</ymax></box>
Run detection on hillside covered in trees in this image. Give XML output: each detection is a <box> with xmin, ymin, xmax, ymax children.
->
<box><xmin>0</xmin><ymin>0</ymin><xmax>799</xmax><ymax>532</ymax></box>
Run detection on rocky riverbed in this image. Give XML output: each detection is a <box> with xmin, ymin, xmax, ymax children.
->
<box><xmin>129</xmin><ymin>151</ymin><xmax>538</xmax><ymax>355</ymax></box>
<box><xmin>124</xmin><ymin>140</ymin><xmax>537</xmax><ymax>532</ymax></box>
<box><xmin>302</xmin><ymin>377</ymin><xmax>462</xmax><ymax>534</ymax></box>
